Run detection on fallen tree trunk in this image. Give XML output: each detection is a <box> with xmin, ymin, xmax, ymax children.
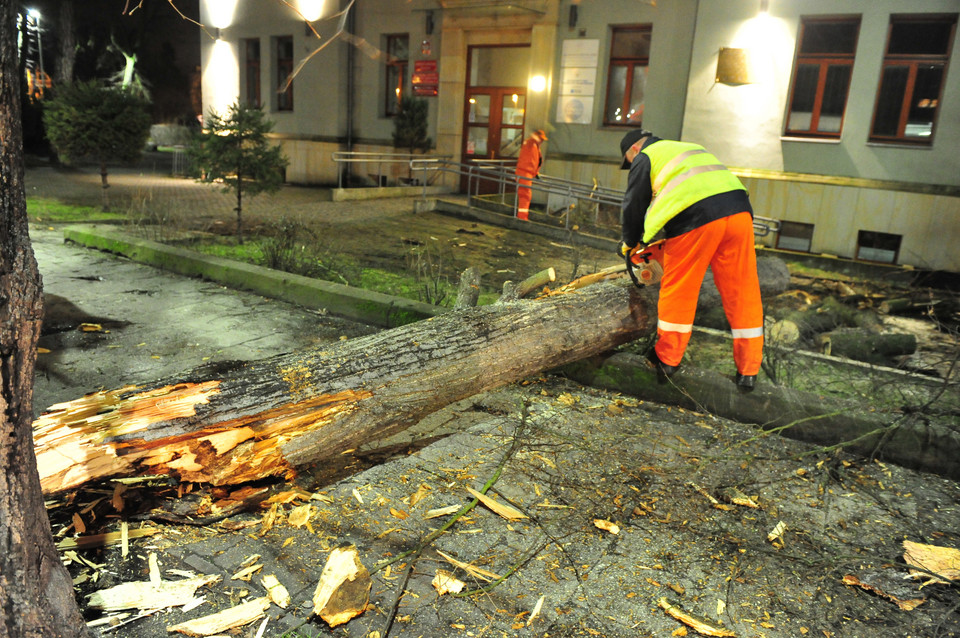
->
<box><xmin>560</xmin><ymin>352</ymin><xmax>960</xmax><ymax>481</ymax></box>
<box><xmin>818</xmin><ymin>329</ymin><xmax>917</xmax><ymax>363</ymax></box>
<box><xmin>34</xmin><ymin>282</ymin><xmax>659</xmax><ymax>495</ymax></box>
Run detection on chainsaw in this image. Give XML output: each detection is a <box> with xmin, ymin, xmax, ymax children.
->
<box><xmin>625</xmin><ymin>239</ymin><xmax>665</xmax><ymax>288</ymax></box>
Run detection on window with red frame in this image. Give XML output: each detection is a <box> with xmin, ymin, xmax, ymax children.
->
<box><xmin>785</xmin><ymin>17</ymin><xmax>860</xmax><ymax>138</ymax></box>
<box><xmin>604</xmin><ymin>26</ymin><xmax>651</xmax><ymax>127</ymax></box>
<box><xmin>870</xmin><ymin>14</ymin><xmax>957</xmax><ymax>144</ymax></box>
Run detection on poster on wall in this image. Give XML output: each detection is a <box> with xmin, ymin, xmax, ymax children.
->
<box><xmin>558</xmin><ymin>39</ymin><xmax>599</xmax><ymax>124</ymax></box>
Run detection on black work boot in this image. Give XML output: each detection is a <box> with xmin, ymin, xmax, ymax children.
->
<box><xmin>647</xmin><ymin>350</ymin><xmax>679</xmax><ymax>384</ymax></box>
<box><xmin>735</xmin><ymin>373</ymin><xmax>756</xmax><ymax>393</ymax></box>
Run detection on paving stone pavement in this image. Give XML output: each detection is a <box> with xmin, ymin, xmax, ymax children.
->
<box><xmin>26</xmin><ymin>159</ymin><xmax>960</xmax><ymax>638</ymax></box>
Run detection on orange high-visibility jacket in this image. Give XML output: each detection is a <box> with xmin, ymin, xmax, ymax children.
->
<box><xmin>516</xmin><ymin>136</ymin><xmax>543</xmax><ymax>178</ymax></box>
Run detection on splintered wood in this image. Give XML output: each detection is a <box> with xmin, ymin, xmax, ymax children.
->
<box><xmin>33</xmin><ymin>381</ymin><xmax>371</xmax><ymax>494</ymax></box>
<box><xmin>166</xmin><ymin>596</ymin><xmax>271</xmax><ymax>636</ymax></box>
<box><xmin>86</xmin><ymin>575</ymin><xmax>219</xmax><ymax>612</ymax></box>
<box><xmin>465</xmin><ymin>486</ymin><xmax>527</xmax><ymax>520</ymax></box>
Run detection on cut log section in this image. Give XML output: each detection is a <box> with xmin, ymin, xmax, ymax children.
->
<box><xmin>33</xmin><ymin>282</ymin><xmax>658</xmax><ymax>495</ymax></box>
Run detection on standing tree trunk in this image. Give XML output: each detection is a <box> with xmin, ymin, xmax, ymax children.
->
<box><xmin>99</xmin><ymin>160</ymin><xmax>110</xmax><ymax>211</ymax></box>
<box><xmin>55</xmin><ymin>1</ymin><xmax>76</xmax><ymax>85</ymax></box>
<box><xmin>236</xmin><ymin>168</ymin><xmax>244</xmax><ymax>244</ymax></box>
<box><xmin>0</xmin><ymin>4</ymin><xmax>89</xmax><ymax>636</ymax></box>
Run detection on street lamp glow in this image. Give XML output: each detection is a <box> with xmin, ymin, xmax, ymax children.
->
<box><xmin>298</xmin><ymin>0</ymin><xmax>325</xmax><ymax>22</ymax></box>
<box><xmin>27</xmin><ymin>8</ymin><xmax>41</xmax><ymax>20</ymax></box>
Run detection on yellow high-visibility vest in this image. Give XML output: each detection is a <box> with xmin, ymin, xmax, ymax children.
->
<box><xmin>640</xmin><ymin>141</ymin><xmax>746</xmax><ymax>243</ymax></box>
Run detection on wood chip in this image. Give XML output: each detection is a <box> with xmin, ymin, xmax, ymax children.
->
<box><xmin>166</xmin><ymin>596</ymin><xmax>271</xmax><ymax>636</ymax></box>
<box><xmin>312</xmin><ymin>546</ymin><xmax>371</xmax><ymax>627</ymax></box>
<box><xmin>424</xmin><ymin>504</ymin><xmax>460</xmax><ymax>519</ymax></box>
<box><xmin>767</xmin><ymin>520</ymin><xmax>787</xmax><ymax>544</ymax></box>
<box><xmin>432</xmin><ymin>569</ymin><xmax>465</xmax><ymax>595</ymax></box>
<box><xmin>287</xmin><ymin>504</ymin><xmax>314</xmax><ymax>527</ymax></box>
<box><xmin>465</xmin><ymin>487</ymin><xmax>527</xmax><ymax>521</ymax></box>
<box><xmin>231</xmin><ymin>564</ymin><xmax>263</xmax><ymax>581</ymax></box>
<box><xmin>148</xmin><ymin>553</ymin><xmax>161</xmax><ymax>585</ymax></box>
<box><xmin>593</xmin><ymin>519</ymin><xmax>620</xmax><ymax>534</ymax></box>
<box><xmin>658</xmin><ymin>597</ymin><xmax>736</xmax><ymax>637</ymax></box>
<box><xmin>261</xmin><ymin>574</ymin><xmax>291</xmax><ymax>608</ymax></box>
<box><xmin>528</xmin><ymin>595</ymin><xmax>544</xmax><ymax>626</ymax></box>
<box><xmin>903</xmin><ymin>540</ymin><xmax>960</xmax><ymax>586</ymax></box>
<box><xmin>409</xmin><ymin>484</ymin><xmax>432</xmax><ymax>508</ymax></box>
<box><xmin>722</xmin><ymin>487</ymin><xmax>760</xmax><ymax>509</ymax></box>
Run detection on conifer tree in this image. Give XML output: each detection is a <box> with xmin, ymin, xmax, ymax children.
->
<box><xmin>189</xmin><ymin>102</ymin><xmax>288</xmax><ymax>243</ymax></box>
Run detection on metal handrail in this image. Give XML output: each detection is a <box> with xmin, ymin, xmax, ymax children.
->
<box><xmin>409</xmin><ymin>158</ymin><xmax>779</xmax><ymax>236</ymax></box>
<box><xmin>332</xmin><ymin>151</ymin><xmax>453</xmax><ymax>189</ymax></box>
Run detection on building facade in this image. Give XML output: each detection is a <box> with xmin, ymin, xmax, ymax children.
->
<box><xmin>199</xmin><ymin>0</ymin><xmax>960</xmax><ymax>272</ymax></box>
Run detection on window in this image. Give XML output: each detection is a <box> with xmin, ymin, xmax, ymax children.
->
<box><xmin>856</xmin><ymin>230</ymin><xmax>901</xmax><ymax>263</ymax></box>
<box><xmin>385</xmin><ymin>34</ymin><xmax>409</xmax><ymax>116</ymax></box>
<box><xmin>776</xmin><ymin>221</ymin><xmax>815</xmax><ymax>252</ymax></box>
<box><xmin>243</xmin><ymin>39</ymin><xmax>261</xmax><ymax>108</ymax></box>
<box><xmin>604</xmin><ymin>26</ymin><xmax>651</xmax><ymax>126</ymax></box>
<box><xmin>785</xmin><ymin>17</ymin><xmax>860</xmax><ymax>137</ymax></box>
<box><xmin>870</xmin><ymin>14</ymin><xmax>957</xmax><ymax>144</ymax></box>
<box><xmin>275</xmin><ymin>36</ymin><xmax>294</xmax><ymax>111</ymax></box>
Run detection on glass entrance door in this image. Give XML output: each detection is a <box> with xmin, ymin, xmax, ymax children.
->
<box><xmin>462</xmin><ymin>89</ymin><xmax>526</xmax><ymax>194</ymax></box>
<box><xmin>461</xmin><ymin>45</ymin><xmax>530</xmax><ymax>194</ymax></box>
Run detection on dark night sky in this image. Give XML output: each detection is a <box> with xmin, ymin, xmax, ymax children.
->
<box><xmin>22</xmin><ymin>0</ymin><xmax>201</xmax><ymax>122</ymax></box>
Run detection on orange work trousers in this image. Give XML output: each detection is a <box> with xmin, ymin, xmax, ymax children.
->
<box><xmin>654</xmin><ymin>211</ymin><xmax>764</xmax><ymax>376</ymax></box>
<box><xmin>516</xmin><ymin>173</ymin><xmax>534</xmax><ymax>220</ymax></box>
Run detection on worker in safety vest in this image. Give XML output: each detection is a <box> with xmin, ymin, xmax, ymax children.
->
<box><xmin>515</xmin><ymin>129</ymin><xmax>547</xmax><ymax>221</ymax></box>
<box><xmin>618</xmin><ymin>129</ymin><xmax>763</xmax><ymax>392</ymax></box>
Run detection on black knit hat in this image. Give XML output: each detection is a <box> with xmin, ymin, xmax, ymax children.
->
<box><xmin>620</xmin><ymin>129</ymin><xmax>652</xmax><ymax>169</ymax></box>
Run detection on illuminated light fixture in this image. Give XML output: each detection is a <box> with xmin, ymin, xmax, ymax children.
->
<box><xmin>469</xmin><ymin>97</ymin><xmax>476</xmax><ymax>104</ymax></box>
<box><xmin>297</xmin><ymin>0</ymin><xmax>324</xmax><ymax>22</ymax></box>
<box><xmin>204</xmin><ymin>0</ymin><xmax>239</xmax><ymax>29</ymax></box>
<box><xmin>759</xmin><ymin>0</ymin><xmax>769</xmax><ymax>14</ymax></box>
<box><xmin>204</xmin><ymin>38</ymin><xmax>239</xmax><ymax>119</ymax></box>
<box><xmin>511</xmin><ymin>93</ymin><xmax>518</xmax><ymax>104</ymax></box>
<box><xmin>529</xmin><ymin>75</ymin><xmax>547</xmax><ymax>92</ymax></box>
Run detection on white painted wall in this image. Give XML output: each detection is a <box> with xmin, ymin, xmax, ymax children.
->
<box><xmin>682</xmin><ymin>0</ymin><xmax>960</xmax><ymax>187</ymax></box>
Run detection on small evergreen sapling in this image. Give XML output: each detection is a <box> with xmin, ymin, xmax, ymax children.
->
<box><xmin>189</xmin><ymin>102</ymin><xmax>289</xmax><ymax>243</ymax></box>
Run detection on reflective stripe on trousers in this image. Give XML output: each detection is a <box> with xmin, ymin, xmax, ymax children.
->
<box><xmin>654</xmin><ymin>212</ymin><xmax>764</xmax><ymax>376</ymax></box>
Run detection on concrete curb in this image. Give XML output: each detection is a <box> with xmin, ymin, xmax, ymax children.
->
<box><xmin>62</xmin><ymin>224</ymin><xmax>444</xmax><ymax>328</ymax></box>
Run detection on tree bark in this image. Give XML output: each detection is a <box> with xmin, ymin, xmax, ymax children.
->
<box><xmin>454</xmin><ymin>266</ymin><xmax>481</xmax><ymax>308</ymax></box>
<box><xmin>34</xmin><ymin>283</ymin><xmax>659</xmax><ymax>495</ymax></box>
<box><xmin>0</xmin><ymin>3</ymin><xmax>90</xmax><ymax>635</ymax></box>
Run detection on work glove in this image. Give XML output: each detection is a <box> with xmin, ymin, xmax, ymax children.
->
<box><xmin>618</xmin><ymin>241</ymin><xmax>640</xmax><ymax>259</ymax></box>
